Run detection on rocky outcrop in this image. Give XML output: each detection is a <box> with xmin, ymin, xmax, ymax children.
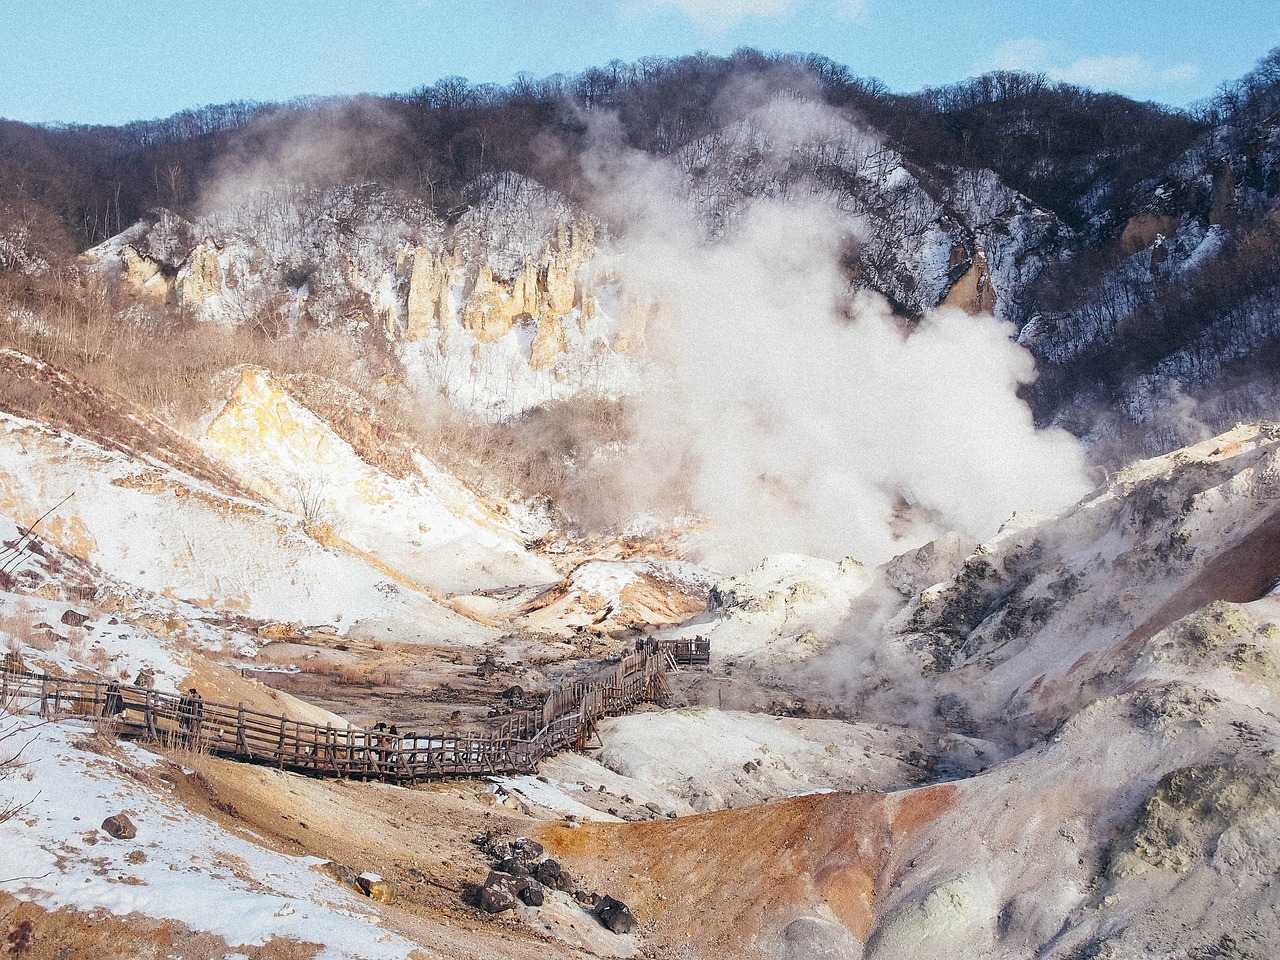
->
<box><xmin>404</xmin><ymin>246</ymin><xmax>455</xmax><ymax>341</ymax></box>
<box><xmin>120</xmin><ymin>246</ymin><xmax>175</xmax><ymax>304</ymax></box>
<box><xmin>940</xmin><ymin>243</ymin><xmax>996</xmax><ymax>316</ymax></box>
<box><xmin>179</xmin><ymin>244</ymin><xmax>224</xmax><ymax>307</ymax></box>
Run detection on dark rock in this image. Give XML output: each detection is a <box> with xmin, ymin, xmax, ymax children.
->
<box><xmin>101</xmin><ymin>813</ymin><xmax>136</xmax><ymax>840</ymax></box>
<box><xmin>517</xmin><ymin>882</ymin><xmax>545</xmax><ymax>907</ymax></box>
<box><xmin>498</xmin><ymin>857</ymin><xmax>531</xmax><ymax>877</ymax></box>
<box><xmin>511</xmin><ymin>837</ymin><xmax>544</xmax><ymax>863</ymax></box>
<box><xmin>480</xmin><ymin>881</ymin><xmax>517</xmax><ymax>914</ymax></box>
<box><xmin>535</xmin><ymin>858</ymin><xmax>561</xmax><ymax>884</ymax></box>
<box><xmin>596</xmin><ymin>895</ymin><xmax>637</xmax><ymax>935</ymax></box>
<box><xmin>61</xmin><ymin>609</ymin><xmax>90</xmax><ymax>627</ymax></box>
<box><xmin>314</xmin><ymin>860</ymin><xmax>360</xmax><ymax>889</ymax></box>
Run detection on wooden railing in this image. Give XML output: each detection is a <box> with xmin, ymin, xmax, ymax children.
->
<box><xmin>660</xmin><ymin>637</ymin><xmax>711</xmax><ymax>665</ymax></box>
<box><xmin>0</xmin><ymin>650</ymin><xmax>672</xmax><ymax>784</ymax></box>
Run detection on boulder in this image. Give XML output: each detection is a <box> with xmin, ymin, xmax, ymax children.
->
<box><xmin>535</xmin><ymin>858</ymin><xmax>562</xmax><ymax>887</ymax></box>
<box><xmin>314</xmin><ymin>860</ymin><xmax>360</xmax><ymax>890</ymax></box>
<box><xmin>498</xmin><ymin>856</ymin><xmax>531</xmax><ymax>877</ymax></box>
<box><xmin>101</xmin><ymin>813</ymin><xmax>136</xmax><ymax>840</ymax></box>
<box><xmin>357</xmin><ymin>871</ymin><xmax>393</xmax><ymax>904</ymax></box>
<box><xmin>518</xmin><ymin>882</ymin><xmax>545</xmax><ymax>907</ymax></box>
<box><xmin>480</xmin><ymin>873</ymin><xmax>519</xmax><ymax>914</ymax></box>
<box><xmin>596</xmin><ymin>895</ymin><xmax>637</xmax><ymax>935</ymax></box>
<box><xmin>60</xmin><ymin>609</ymin><xmax>90</xmax><ymax>627</ymax></box>
<box><xmin>511</xmin><ymin>837</ymin><xmax>544</xmax><ymax>863</ymax></box>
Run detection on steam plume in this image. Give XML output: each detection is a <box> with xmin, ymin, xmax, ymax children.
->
<box><xmin>580</xmin><ymin>100</ymin><xmax>1093</xmax><ymax>571</ymax></box>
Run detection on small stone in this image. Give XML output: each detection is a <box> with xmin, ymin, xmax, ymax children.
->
<box><xmin>357</xmin><ymin>872</ymin><xmax>393</xmax><ymax>904</ymax></box>
<box><xmin>596</xmin><ymin>895</ymin><xmax>636</xmax><ymax>934</ymax></box>
<box><xmin>101</xmin><ymin>813</ymin><xmax>137</xmax><ymax>840</ymax></box>
<box><xmin>315</xmin><ymin>860</ymin><xmax>360</xmax><ymax>889</ymax></box>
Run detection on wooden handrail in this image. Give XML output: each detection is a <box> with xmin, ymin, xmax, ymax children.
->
<box><xmin>0</xmin><ymin>648</ymin><xmax>680</xmax><ymax>785</ymax></box>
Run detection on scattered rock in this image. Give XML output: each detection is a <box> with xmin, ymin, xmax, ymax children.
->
<box><xmin>101</xmin><ymin>813</ymin><xmax>136</xmax><ymax>840</ymax></box>
<box><xmin>511</xmin><ymin>837</ymin><xmax>544</xmax><ymax>863</ymax></box>
<box><xmin>534</xmin><ymin>857</ymin><xmax>561</xmax><ymax>885</ymax></box>
<box><xmin>60</xmin><ymin>609</ymin><xmax>90</xmax><ymax>627</ymax></box>
<box><xmin>498</xmin><ymin>856</ymin><xmax>531</xmax><ymax>878</ymax></box>
<box><xmin>357</xmin><ymin>871</ymin><xmax>393</xmax><ymax>904</ymax></box>
<box><xmin>480</xmin><ymin>873</ymin><xmax>519</xmax><ymax>914</ymax></box>
<box><xmin>314</xmin><ymin>860</ymin><xmax>360</xmax><ymax>890</ymax></box>
<box><xmin>596</xmin><ymin>895</ymin><xmax>637</xmax><ymax>934</ymax></box>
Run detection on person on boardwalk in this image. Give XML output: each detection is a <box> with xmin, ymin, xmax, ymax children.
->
<box><xmin>178</xmin><ymin>688</ymin><xmax>204</xmax><ymax>740</ymax></box>
<box><xmin>102</xmin><ymin>681</ymin><xmax>125</xmax><ymax>718</ymax></box>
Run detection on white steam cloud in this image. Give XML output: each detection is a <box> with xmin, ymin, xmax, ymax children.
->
<box><xmin>580</xmin><ymin>101</ymin><xmax>1093</xmax><ymax>571</ymax></box>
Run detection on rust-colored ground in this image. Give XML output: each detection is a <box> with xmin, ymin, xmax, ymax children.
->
<box><xmin>538</xmin><ymin>783</ymin><xmax>958</xmax><ymax>959</ymax></box>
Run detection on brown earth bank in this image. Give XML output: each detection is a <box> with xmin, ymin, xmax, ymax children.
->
<box><xmin>155</xmin><ymin>747</ymin><xmax>617</xmax><ymax>959</ymax></box>
<box><xmin>0</xmin><ymin>893</ymin><xmax>334</xmax><ymax>960</ymax></box>
<box><xmin>537</xmin><ymin>783</ymin><xmax>958</xmax><ymax>959</ymax></box>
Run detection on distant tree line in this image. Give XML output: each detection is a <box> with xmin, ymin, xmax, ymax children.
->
<box><xmin>1</xmin><ymin>46</ymin><xmax>1276</xmax><ymax>257</ymax></box>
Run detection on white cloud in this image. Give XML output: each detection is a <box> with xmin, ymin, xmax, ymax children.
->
<box><xmin>830</xmin><ymin>0</ymin><xmax>868</xmax><ymax>21</ymax></box>
<box><xmin>1055</xmin><ymin>53</ymin><xmax>1146</xmax><ymax>89</ymax></box>
<box><xmin>625</xmin><ymin>0</ymin><xmax>799</xmax><ymax>30</ymax></box>
<box><xmin>985</xmin><ymin>37</ymin><xmax>1053</xmax><ymax>74</ymax></box>
<box><xmin>621</xmin><ymin>0</ymin><xmax>868</xmax><ymax>31</ymax></box>
<box><xmin>981</xmin><ymin>37</ymin><xmax>1200</xmax><ymax>98</ymax></box>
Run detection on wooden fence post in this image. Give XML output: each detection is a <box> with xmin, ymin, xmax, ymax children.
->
<box><xmin>144</xmin><ymin>690</ymin><xmax>158</xmax><ymax>739</ymax></box>
<box><xmin>236</xmin><ymin>703</ymin><xmax>248</xmax><ymax>755</ymax></box>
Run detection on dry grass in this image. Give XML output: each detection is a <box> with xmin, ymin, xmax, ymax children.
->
<box><xmin>0</xmin><ymin>599</ymin><xmax>50</xmax><ymax>652</ymax></box>
<box><xmin>0</xmin><ymin>255</ymin><xmax>670</xmax><ymax>530</ymax></box>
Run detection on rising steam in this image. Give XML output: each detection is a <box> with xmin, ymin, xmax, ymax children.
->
<box><xmin>579</xmin><ymin>98</ymin><xmax>1093</xmax><ymax>571</ymax></box>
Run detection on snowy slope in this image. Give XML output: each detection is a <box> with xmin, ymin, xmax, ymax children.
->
<box><xmin>201</xmin><ymin>365</ymin><xmax>558</xmax><ymax>593</ymax></box>
<box><xmin>0</xmin><ymin>407</ymin><xmax>485</xmax><ymax>637</ymax></box>
<box><xmin>0</xmin><ymin>717</ymin><xmax>425</xmax><ymax>959</ymax></box>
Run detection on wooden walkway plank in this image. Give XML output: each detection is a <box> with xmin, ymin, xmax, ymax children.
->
<box><xmin>0</xmin><ymin>646</ymin><xmax>685</xmax><ymax>785</ymax></box>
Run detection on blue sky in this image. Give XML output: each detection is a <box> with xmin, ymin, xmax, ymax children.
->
<box><xmin>1</xmin><ymin>0</ymin><xmax>1275</xmax><ymax>125</ymax></box>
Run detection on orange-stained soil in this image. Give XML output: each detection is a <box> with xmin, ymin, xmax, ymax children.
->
<box><xmin>538</xmin><ymin>783</ymin><xmax>958</xmax><ymax>959</ymax></box>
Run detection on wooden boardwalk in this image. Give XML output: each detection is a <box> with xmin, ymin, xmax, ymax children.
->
<box><xmin>0</xmin><ymin>648</ymin><xmax>676</xmax><ymax>784</ymax></box>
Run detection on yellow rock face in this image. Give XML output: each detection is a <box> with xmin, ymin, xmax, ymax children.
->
<box><xmin>405</xmin><ymin>216</ymin><xmax>599</xmax><ymax>355</ymax></box>
<box><xmin>530</xmin><ymin>314</ymin><xmax>568</xmax><ymax>371</ymax></box>
<box><xmin>121</xmin><ymin>247</ymin><xmax>175</xmax><ymax>304</ymax></box>
<box><xmin>180</xmin><ymin>244</ymin><xmax>224</xmax><ymax>307</ymax></box>
<box><xmin>941</xmin><ymin>243</ymin><xmax>996</xmax><ymax>316</ymax></box>
<box><xmin>612</xmin><ymin>292</ymin><xmax>655</xmax><ymax>356</ymax></box>
<box><xmin>406</xmin><ymin>245</ymin><xmax>452</xmax><ymax>341</ymax></box>
<box><xmin>1121</xmin><ymin>212</ymin><xmax>1181</xmax><ymax>254</ymax></box>
<box><xmin>460</xmin><ymin>265</ymin><xmax>520</xmax><ymax>342</ymax></box>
